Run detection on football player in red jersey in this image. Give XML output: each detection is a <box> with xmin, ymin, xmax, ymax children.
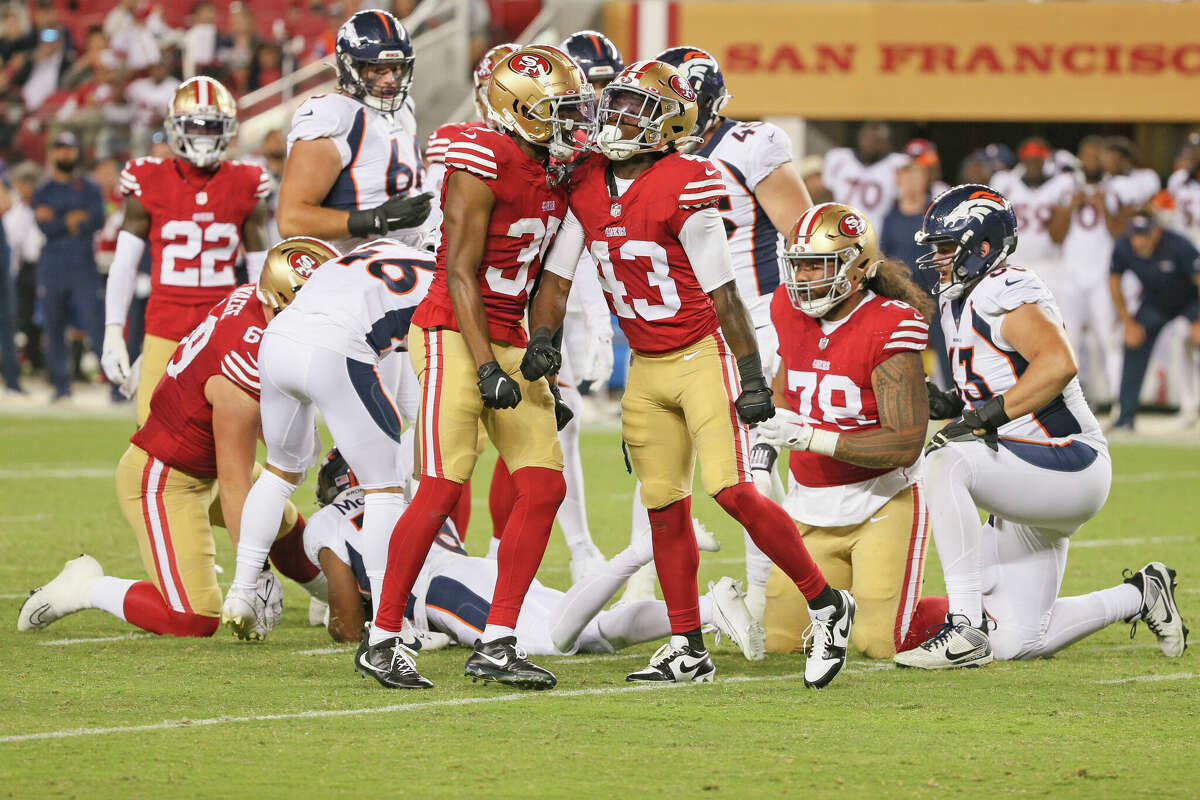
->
<box><xmin>101</xmin><ymin>76</ymin><xmax>272</xmax><ymax>426</ymax></box>
<box><xmin>360</xmin><ymin>45</ymin><xmax>596</xmax><ymax>691</ymax></box>
<box><xmin>754</xmin><ymin>203</ymin><xmax>949</xmax><ymax>659</ymax></box>
<box><xmin>18</xmin><ymin>239</ymin><xmax>330</xmax><ymax>639</ymax></box>
<box><xmin>527</xmin><ymin>60</ymin><xmax>851</xmax><ymax>689</ymax></box>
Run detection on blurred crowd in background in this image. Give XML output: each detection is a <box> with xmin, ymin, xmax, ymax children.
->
<box><xmin>1</xmin><ymin>0</ymin><xmax>1198</xmax><ymax>435</ymax></box>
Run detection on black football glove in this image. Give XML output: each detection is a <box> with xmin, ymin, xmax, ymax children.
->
<box><xmin>477</xmin><ymin>361</ymin><xmax>521</xmax><ymax>409</ymax></box>
<box><xmin>734</xmin><ymin>354</ymin><xmax>775</xmax><ymax>425</ymax></box>
<box><xmin>347</xmin><ymin>192</ymin><xmax>434</xmax><ymax>238</ymax></box>
<box><xmin>926</xmin><ymin>378</ymin><xmax>966</xmax><ymax>420</ymax></box>
<box><xmin>925</xmin><ymin>395</ymin><xmax>1009</xmax><ymax>454</ymax></box>
<box><xmin>549</xmin><ymin>382</ymin><xmax>574</xmax><ymax>432</ymax></box>
<box><xmin>520</xmin><ymin>326</ymin><xmax>561</xmax><ymax>381</ymax></box>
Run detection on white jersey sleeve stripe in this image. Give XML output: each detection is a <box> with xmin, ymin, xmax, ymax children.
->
<box><xmin>226</xmin><ymin>351</ymin><xmax>260</xmax><ymax>378</ymax></box>
<box><xmin>889</xmin><ymin>331</ymin><xmax>929</xmax><ymax>342</ymax></box>
<box><xmin>896</xmin><ymin>320</ymin><xmax>929</xmax><ymax>330</ymax></box>
<box><xmin>682</xmin><ymin>179</ymin><xmax>725</xmax><ymax>190</ymax></box>
<box><xmin>882</xmin><ymin>341</ymin><xmax>926</xmax><ymax>351</ymax></box>
<box><xmin>448</xmin><ymin>141</ymin><xmax>497</xmax><ymax>158</ymax></box>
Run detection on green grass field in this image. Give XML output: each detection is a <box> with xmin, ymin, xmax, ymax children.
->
<box><xmin>1</xmin><ymin>416</ymin><xmax>1196</xmax><ymax>798</ymax></box>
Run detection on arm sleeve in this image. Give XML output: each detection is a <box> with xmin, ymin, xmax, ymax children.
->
<box><xmin>104</xmin><ymin>229</ymin><xmax>146</xmax><ymax>325</ymax></box>
<box><xmin>572</xmin><ymin>250</ymin><xmax>610</xmax><ymax>332</ymax></box>
<box><xmin>679</xmin><ymin>207</ymin><xmax>736</xmax><ymax>293</ymax></box>
<box><xmin>543</xmin><ymin>209</ymin><xmax>585</xmax><ymax>281</ymax></box>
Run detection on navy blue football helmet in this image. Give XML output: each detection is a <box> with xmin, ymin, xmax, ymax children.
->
<box><xmin>915</xmin><ymin>184</ymin><xmax>1018</xmax><ymax>299</ymax></box>
<box><xmin>656</xmin><ymin>46</ymin><xmax>729</xmax><ymax>136</ymax></box>
<box><xmin>561</xmin><ymin>30</ymin><xmax>624</xmax><ymax>84</ymax></box>
<box><xmin>336</xmin><ymin>10</ymin><xmax>414</xmax><ymax>113</ymax></box>
<box><xmin>317</xmin><ymin>448</ymin><xmax>358</xmax><ymax>507</ymax></box>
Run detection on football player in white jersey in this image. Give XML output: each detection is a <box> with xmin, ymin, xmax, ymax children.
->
<box><xmin>656</xmin><ymin>45</ymin><xmax>813</xmax><ymax>618</ymax></box>
<box><xmin>1102</xmin><ymin>137</ymin><xmax>1162</xmax><ymax>236</ymax></box>
<box><xmin>1167</xmin><ymin>139</ymin><xmax>1200</xmax><ymax>248</ymax></box>
<box><xmin>222</xmin><ymin>237</ymin><xmax>437</xmax><ymax>650</ymax></box>
<box><xmin>988</xmin><ymin>138</ymin><xmax>1075</xmax><ymax>303</ymax></box>
<box><xmin>822</xmin><ymin>122</ymin><xmax>908</xmax><ymax>228</ymax></box>
<box><xmin>305</xmin><ymin>449</ymin><xmax>763</xmax><ymax>661</ymax></box>
<box><xmin>276</xmin><ymin>10</ymin><xmax>432</xmax><ymax>254</ymax></box>
<box><xmin>893</xmin><ymin>185</ymin><xmax>1187</xmax><ymax>669</ymax></box>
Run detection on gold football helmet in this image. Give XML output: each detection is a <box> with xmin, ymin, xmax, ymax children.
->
<box><xmin>595</xmin><ymin>60</ymin><xmax>699</xmax><ymax>161</ymax></box>
<box><xmin>257</xmin><ymin>237</ymin><xmax>339</xmax><ymax>313</ymax></box>
<box><xmin>782</xmin><ymin>203</ymin><xmax>881</xmax><ymax>318</ymax></box>
<box><xmin>473</xmin><ymin>42</ymin><xmax>519</xmax><ymax>124</ymax></box>
<box><xmin>486</xmin><ymin>44</ymin><xmax>595</xmax><ymax>158</ymax></box>
<box><xmin>166</xmin><ymin>76</ymin><xmax>238</xmax><ymax>169</ymax></box>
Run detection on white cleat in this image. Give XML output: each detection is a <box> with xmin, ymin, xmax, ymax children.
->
<box><xmin>745</xmin><ymin>582</ymin><xmax>766</xmax><ymax>624</ymax></box>
<box><xmin>17</xmin><ymin>554</ymin><xmax>103</xmax><ymax>632</ymax></box>
<box><xmin>894</xmin><ymin>613</ymin><xmax>992</xmax><ymax>670</ymax></box>
<box><xmin>692</xmin><ymin>518</ymin><xmax>721</xmax><ymax>553</ymax></box>
<box><xmin>569</xmin><ymin>543</ymin><xmax>608</xmax><ymax>585</ymax></box>
<box><xmin>802</xmin><ymin>590</ymin><xmax>856</xmax><ymax>688</ymax></box>
<box><xmin>221</xmin><ymin>585</ymin><xmax>271</xmax><ymax>642</ymax></box>
<box><xmin>1125</xmin><ymin>562</ymin><xmax>1189</xmax><ymax>657</ymax></box>
<box><xmin>308</xmin><ymin>597</ymin><xmax>329</xmax><ymax>627</ymax></box>
<box><xmin>707</xmin><ymin>577</ymin><xmax>765</xmax><ymax>661</ymax></box>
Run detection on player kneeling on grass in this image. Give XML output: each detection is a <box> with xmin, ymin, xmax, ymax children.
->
<box><xmin>894</xmin><ymin>185</ymin><xmax>1188</xmax><ymax>669</ymax></box>
<box><xmin>17</xmin><ymin>238</ymin><xmax>332</xmax><ymax>638</ymax></box>
<box><xmin>304</xmin><ymin>450</ymin><xmax>763</xmax><ymax>664</ymax></box>
<box><xmin>756</xmin><ymin>203</ymin><xmax>950</xmax><ymax>660</ymax></box>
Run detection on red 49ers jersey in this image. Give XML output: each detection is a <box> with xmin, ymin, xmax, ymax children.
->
<box><xmin>131</xmin><ymin>285</ymin><xmax>267</xmax><ymax>480</ymax></box>
<box><xmin>120</xmin><ymin>156</ymin><xmax>269</xmax><ymax>340</ymax></box>
<box><xmin>566</xmin><ymin>152</ymin><xmax>726</xmax><ymax>354</ymax></box>
<box><xmin>412</xmin><ymin>128</ymin><xmax>566</xmax><ymax>347</ymax></box>
<box><xmin>771</xmin><ymin>288</ymin><xmax>928</xmax><ymax>487</ymax></box>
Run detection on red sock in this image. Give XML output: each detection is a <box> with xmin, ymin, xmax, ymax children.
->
<box><xmin>488</xmin><ymin>466</ymin><xmax>565</xmax><ymax>628</ymax></box>
<box><xmin>374</xmin><ymin>476</ymin><xmax>464</xmax><ymax>632</ymax></box>
<box><xmin>899</xmin><ymin>596</ymin><xmax>950</xmax><ymax>652</ymax></box>
<box><xmin>268</xmin><ymin>513</ymin><xmax>319</xmax><ymax>584</ymax></box>
<box><xmin>716</xmin><ymin>483</ymin><xmax>828</xmax><ymax>602</ymax></box>
<box><xmin>489</xmin><ymin>457</ymin><xmax>515</xmax><ymax>544</ymax></box>
<box><xmin>450</xmin><ymin>479</ymin><xmax>472</xmax><ymax>540</ymax></box>
<box><xmin>122</xmin><ymin>581</ymin><xmax>219</xmax><ymax>637</ymax></box>
<box><xmin>648</xmin><ymin>497</ymin><xmax>700</xmax><ymax>633</ymax></box>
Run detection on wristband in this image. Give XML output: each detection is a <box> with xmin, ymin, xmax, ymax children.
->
<box><xmin>347</xmin><ymin>208</ymin><xmax>383</xmax><ymax>238</ymax></box>
<box><xmin>976</xmin><ymin>396</ymin><xmax>1010</xmax><ymax>429</ymax></box>
<box><xmin>736</xmin><ymin>354</ymin><xmax>764</xmax><ymax>386</ymax></box>
<box><xmin>808</xmin><ymin>428</ymin><xmax>840</xmax><ymax>457</ymax></box>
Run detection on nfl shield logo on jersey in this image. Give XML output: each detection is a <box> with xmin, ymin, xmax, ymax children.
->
<box><xmin>819</xmin><ymin>337</ymin><xmax>829</xmax><ymax>350</ymax></box>
<box><xmin>610</xmin><ymin>202</ymin><xmax>622</xmax><ymax>217</ymax></box>
<box><xmin>195</xmin><ymin>191</ymin><xmax>208</xmax><ymax>205</ymax></box>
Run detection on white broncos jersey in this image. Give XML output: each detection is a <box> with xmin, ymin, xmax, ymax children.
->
<box><xmin>268</xmin><ymin>238</ymin><xmax>436</xmax><ymax>362</ymax></box>
<box><xmin>939</xmin><ymin>265</ymin><xmax>1104</xmax><ymax>449</ymax></box>
<box><xmin>1167</xmin><ymin>169</ymin><xmax>1200</xmax><ymax>248</ymax></box>
<box><xmin>287</xmin><ymin>92</ymin><xmax>427</xmax><ymax>252</ymax></box>
<box><xmin>989</xmin><ymin>167</ymin><xmax>1075</xmax><ymax>269</ymax></box>
<box><xmin>697</xmin><ymin>118</ymin><xmax>794</xmax><ymax>328</ymax></box>
<box><xmin>822</xmin><ymin>148</ymin><xmax>908</xmax><ymax>228</ymax></box>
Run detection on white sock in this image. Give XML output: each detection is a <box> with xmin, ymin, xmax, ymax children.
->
<box><xmin>1033</xmin><ymin>583</ymin><xmax>1143</xmax><ymax>657</ymax></box>
<box><xmin>299</xmin><ymin>572</ymin><xmax>328</xmax><ymax>602</ymax></box>
<box><xmin>89</xmin><ymin>576</ymin><xmax>136</xmax><ymax>621</ymax></box>
<box><xmin>486</xmin><ymin>535</ymin><xmax>501</xmax><ymax>559</ymax></box>
<box><xmin>925</xmin><ymin>448</ymin><xmax>985</xmax><ymax>627</ymax></box>
<box><xmin>233</xmin><ymin>469</ymin><xmax>297</xmax><ymax>592</ymax></box>
<box><xmin>369</xmin><ymin>623</ymin><xmax>401</xmax><ymax>646</ymax></box>
<box><xmin>549</xmin><ymin>544</ymin><xmax>648</xmax><ymax>651</ymax></box>
<box><xmin>482</xmin><ymin>624</ymin><xmax>515</xmax><ymax>642</ymax></box>
<box><xmin>360</xmin><ymin>491</ymin><xmax>406</xmax><ymax>620</ymax></box>
<box><xmin>743</xmin><ymin>531</ymin><xmax>772</xmax><ymax>588</ymax></box>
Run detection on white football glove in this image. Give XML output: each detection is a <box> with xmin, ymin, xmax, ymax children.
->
<box><xmin>101</xmin><ymin>323</ymin><xmax>131</xmax><ymax>385</ymax></box>
<box><xmin>756</xmin><ymin>408</ymin><xmax>815</xmax><ymax>450</ymax></box>
<box><xmin>257</xmin><ymin>570</ymin><xmax>283</xmax><ymax>631</ymax></box>
<box><xmin>580</xmin><ymin>330</ymin><xmax>614</xmax><ymax>386</ymax></box>
<box><xmin>749</xmin><ymin>442</ymin><xmax>786</xmax><ymax>503</ymax></box>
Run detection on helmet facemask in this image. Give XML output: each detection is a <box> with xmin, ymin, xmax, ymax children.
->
<box><xmin>783</xmin><ymin>245</ymin><xmax>878</xmax><ymax>318</ymax></box>
<box><xmin>498</xmin><ymin>86</ymin><xmax>597</xmax><ymax>160</ymax></box>
<box><xmin>340</xmin><ymin>55</ymin><xmax>414</xmax><ymax>113</ymax></box>
<box><xmin>166</xmin><ymin>112</ymin><xmax>236</xmax><ymax>169</ymax></box>
<box><xmin>596</xmin><ymin>86</ymin><xmax>693</xmax><ymax>161</ymax></box>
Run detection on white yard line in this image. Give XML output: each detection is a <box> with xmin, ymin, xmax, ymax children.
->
<box><xmin>1072</xmin><ymin>535</ymin><xmax>1195</xmax><ymax>549</ymax></box>
<box><xmin>1094</xmin><ymin>673</ymin><xmax>1197</xmax><ymax>685</ymax></box>
<box><xmin>293</xmin><ymin>645</ymin><xmax>354</xmax><ymax>656</ymax></box>
<box><xmin>0</xmin><ymin>466</ymin><xmax>111</xmax><ymax>479</ymax></box>
<box><xmin>0</xmin><ymin>668</ymin><xmax>904</xmax><ymax>744</ymax></box>
<box><xmin>38</xmin><ymin>633</ymin><xmax>154</xmax><ymax>646</ymax></box>
<box><xmin>0</xmin><ymin>513</ymin><xmax>52</xmax><ymax>524</ymax></box>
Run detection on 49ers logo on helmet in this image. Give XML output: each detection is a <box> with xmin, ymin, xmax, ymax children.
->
<box><xmin>287</xmin><ymin>250</ymin><xmax>319</xmax><ymax>278</ymax></box>
<box><xmin>838</xmin><ymin>213</ymin><xmax>867</xmax><ymax>237</ymax></box>
<box><xmin>669</xmin><ymin>74</ymin><xmax>696</xmax><ymax>102</ymax></box>
<box><xmin>510</xmin><ymin>53</ymin><xmax>551</xmax><ymax>77</ymax></box>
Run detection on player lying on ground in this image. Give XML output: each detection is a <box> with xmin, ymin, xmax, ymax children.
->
<box><xmin>894</xmin><ymin>184</ymin><xmax>1188</xmax><ymax>669</ymax></box>
<box><xmin>756</xmin><ymin>202</ymin><xmax>949</xmax><ymax>659</ymax></box>
<box><xmin>18</xmin><ymin>238</ymin><xmax>330</xmax><ymax>637</ymax></box>
<box><xmin>306</xmin><ymin>450</ymin><xmax>764</xmax><ymax>662</ymax></box>
<box><xmin>527</xmin><ymin>60</ymin><xmax>852</xmax><ymax>689</ymax></box>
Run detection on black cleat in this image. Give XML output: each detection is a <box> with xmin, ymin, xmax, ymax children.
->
<box><xmin>354</xmin><ymin>636</ymin><xmax>434</xmax><ymax>689</ymax></box>
<box><xmin>464</xmin><ymin>637</ymin><xmax>557</xmax><ymax>690</ymax></box>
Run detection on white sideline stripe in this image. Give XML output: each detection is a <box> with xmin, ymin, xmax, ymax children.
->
<box><xmin>38</xmin><ymin>633</ymin><xmax>155</xmax><ymax>647</ymax></box>
<box><xmin>293</xmin><ymin>645</ymin><xmax>353</xmax><ymax>656</ymax></box>
<box><xmin>1112</xmin><ymin>469</ymin><xmax>1200</xmax><ymax>483</ymax></box>
<box><xmin>1094</xmin><ymin>673</ymin><xmax>1197</xmax><ymax>685</ymax></box>
<box><xmin>0</xmin><ymin>467</ymin><xmax>111</xmax><ymax>479</ymax></box>
<box><xmin>0</xmin><ymin>668</ymin><xmax>891</xmax><ymax>744</ymax></box>
<box><xmin>1073</xmin><ymin>535</ymin><xmax>1195</xmax><ymax>549</ymax></box>
<box><xmin>0</xmin><ymin>513</ymin><xmax>52</xmax><ymax>523</ymax></box>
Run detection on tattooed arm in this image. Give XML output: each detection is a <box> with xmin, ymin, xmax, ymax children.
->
<box><xmin>832</xmin><ymin>351</ymin><xmax>929</xmax><ymax>469</ymax></box>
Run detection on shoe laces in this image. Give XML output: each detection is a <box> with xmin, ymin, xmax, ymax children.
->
<box><xmin>919</xmin><ymin>622</ymin><xmax>957</xmax><ymax>652</ymax></box>
<box><xmin>801</xmin><ymin>617</ymin><xmax>832</xmax><ymax>657</ymax></box>
<box><xmin>647</xmin><ymin>642</ymin><xmax>683</xmax><ymax>666</ymax></box>
<box><xmin>389</xmin><ymin>641</ymin><xmax>419</xmax><ymax>673</ymax></box>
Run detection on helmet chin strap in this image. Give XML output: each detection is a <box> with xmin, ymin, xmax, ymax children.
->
<box><xmin>596</xmin><ymin>124</ymin><xmax>638</xmax><ymax>160</ymax></box>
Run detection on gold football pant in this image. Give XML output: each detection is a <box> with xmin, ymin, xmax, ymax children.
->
<box><xmin>621</xmin><ymin>333</ymin><xmax>752</xmax><ymax>509</ymax></box>
<box><xmin>135</xmin><ymin>334</ymin><xmax>178</xmax><ymax>427</ymax></box>
<box><xmin>409</xmin><ymin>325</ymin><xmax>562</xmax><ymax>483</ymax></box>
<box><xmin>764</xmin><ymin>484</ymin><xmax>930</xmax><ymax>658</ymax></box>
